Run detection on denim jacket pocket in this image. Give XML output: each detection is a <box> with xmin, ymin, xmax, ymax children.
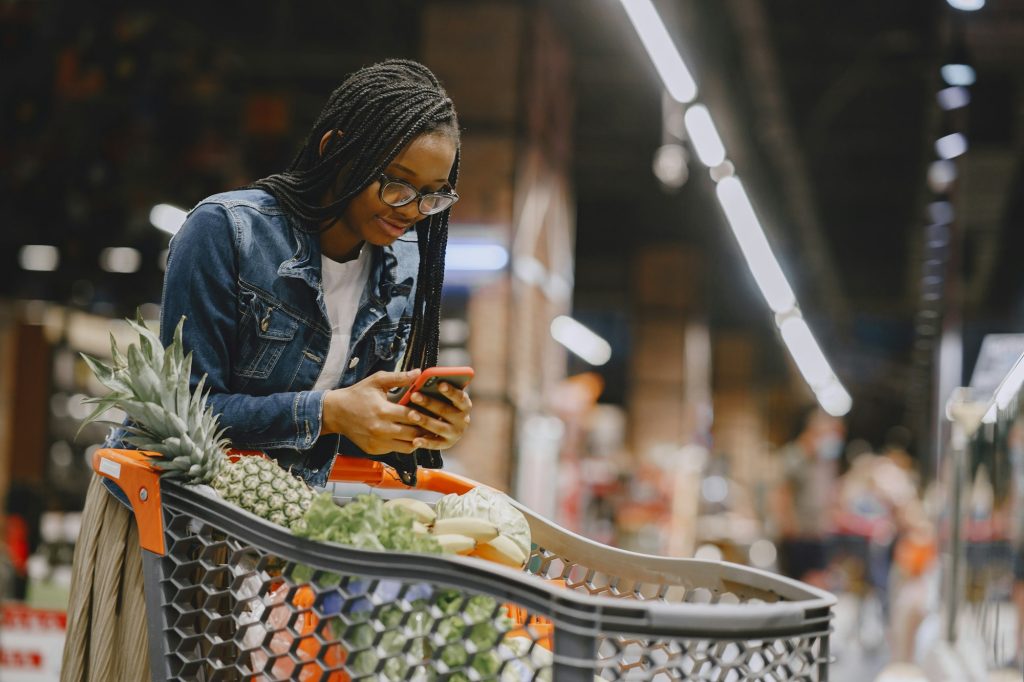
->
<box><xmin>372</xmin><ymin>321</ymin><xmax>410</xmax><ymax>364</ymax></box>
<box><xmin>236</xmin><ymin>290</ymin><xmax>299</xmax><ymax>379</ymax></box>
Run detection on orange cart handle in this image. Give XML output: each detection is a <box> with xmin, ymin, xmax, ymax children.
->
<box><xmin>91</xmin><ymin>448</ymin><xmax>166</xmax><ymax>555</ymax></box>
<box><xmin>328</xmin><ymin>456</ymin><xmax>479</xmax><ymax>495</ymax></box>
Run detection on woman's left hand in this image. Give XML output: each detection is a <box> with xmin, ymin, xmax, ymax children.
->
<box><xmin>403</xmin><ymin>382</ymin><xmax>473</xmax><ymax>450</ymax></box>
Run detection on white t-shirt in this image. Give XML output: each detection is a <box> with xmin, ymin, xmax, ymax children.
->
<box><xmin>312</xmin><ymin>247</ymin><xmax>372</xmax><ymax>391</ymax></box>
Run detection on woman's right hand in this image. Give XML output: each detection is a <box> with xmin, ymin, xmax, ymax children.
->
<box><xmin>322</xmin><ymin>369</ymin><xmax>424</xmax><ymax>455</ymax></box>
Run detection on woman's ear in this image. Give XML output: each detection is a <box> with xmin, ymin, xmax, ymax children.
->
<box><xmin>318</xmin><ymin>130</ymin><xmax>343</xmax><ymax>157</ymax></box>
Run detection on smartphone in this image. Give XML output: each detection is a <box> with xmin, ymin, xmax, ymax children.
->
<box><xmin>388</xmin><ymin>366</ymin><xmax>475</xmax><ymax>415</ymax></box>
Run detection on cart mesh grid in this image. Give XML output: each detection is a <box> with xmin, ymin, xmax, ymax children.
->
<box><xmin>141</xmin><ymin>481</ymin><xmax>832</xmax><ymax>681</ymax></box>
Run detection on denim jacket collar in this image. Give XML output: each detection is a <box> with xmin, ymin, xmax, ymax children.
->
<box><xmin>276</xmin><ymin>220</ymin><xmax>408</xmax><ymax>307</ymax></box>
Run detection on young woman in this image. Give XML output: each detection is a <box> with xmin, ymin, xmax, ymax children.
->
<box><xmin>61</xmin><ymin>59</ymin><xmax>472</xmax><ymax>680</ymax></box>
<box><xmin>162</xmin><ymin>58</ymin><xmax>472</xmax><ymax>486</ymax></box>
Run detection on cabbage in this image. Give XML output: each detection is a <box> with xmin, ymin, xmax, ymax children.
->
<box><xmin>434</xmin><ymin>487</ymin><xmax>532</xmax><ymax>558</ymax></box>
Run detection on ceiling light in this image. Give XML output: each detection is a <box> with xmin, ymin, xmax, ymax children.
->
<box><xmin>714</xmin><ymin>177</ymin><xmax>796</xmax><ymax>313</ymax></box>
<box><xmin>100</xmin><ymin>247</ymin><xmax>142</xmax><ymax>274</ymax></box>
<box><xmin>937</xmin><ymin>86</ymin><xmax>971</xmax><ymax>110</ymax></box>
<box><xmin>618</xmin><ymin>0</ymin><xmax>698</xmax><ymax>103</ymax></box>
<box><xmin>946</xmin><ymin>0</ymin><xmax>984</xmax><ymax>10</ymax></box>
<box><xmin>652</xmin><ymin>144</ymin><xmax>689</xmax><ymax>188</ymax></box>
<box><xmin>683</xmin><ymin>104</ymin><xmax>727</xmax><ymax>167</ymax></box>
<box><xmin>778</xmin><ymin>315</ymin><xmax>834</xmax><ymax>389</ymax></box>
<box><xmin>149</xmin><ymin>203</ymin><xmax>188</xmax><ymax>236</ymax></box>
<box><xmin>550</xmin><ymin>315</ymin><xmax>612</xmax><ymax>366</ymax></box>
<box><xmin>18</xmin><ymin>244</ymin><xmax>60</xmax><ymax>272</ymax></box>
<box><xmin>816</xmin><ymin>380</ymin><xmax>853</xmax><ymax>417</ymax></box>
<box><xmin>927</xmin><ymin>160</ymin><xmax>958</xmax><ymax>193</ymax></box>
<box><xmin>928</xmin><ymin>201</ymin><xmax>955</xmax><ymax>225</ymax></box>
<box><xmin>444</xmin><ymin>243</ymin><xmax>508</xmax><ymax>271</ymax></box>
<box><xmin>941</xmin><ymin>64</ymin><xmax>976</xmax><ymax>87</ymax></box>
<box><xmin>935</xmin><ymin>133</ymin><xmax>968</xmax><ymax>160</ymax></box>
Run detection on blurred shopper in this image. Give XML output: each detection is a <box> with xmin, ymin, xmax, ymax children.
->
<box><xmin>833</xmin><ymin>432</ymin><xmax>923</xmax><ymax>653</ymax></box>
<box><xmin>62</xmin><ymin>60</ymin><xmax>471</xmax><ymax>680</ymax></box>
<box><xmin>771</xmin><ymin>406</ymin><xmax>845</xmax><ymax>587</ymax></box>
<box><xmin>888</xmin><ymin>503</ymin><xmax>938</xmax><ymax>663</ymax></box>
<box><xmin>833</xmin><ymin>445</ymin><xmax>912</xmax><ymax>605</ymax></box>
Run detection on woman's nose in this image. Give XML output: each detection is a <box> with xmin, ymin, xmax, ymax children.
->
<box><xmin>395</xmin><ymin>201</ymin><xmax>423</xmax><ymax>222</ymax></box>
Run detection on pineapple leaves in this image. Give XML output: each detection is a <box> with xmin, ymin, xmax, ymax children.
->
<box><xmin>77</xmin><ymin>309</ymin><xmax>230</xmax><ymax>484</ymax></box>
<box><xmin>80</xmin><ymin>353</ymin><xmax>116</xmax><ymax>388</ymax></box>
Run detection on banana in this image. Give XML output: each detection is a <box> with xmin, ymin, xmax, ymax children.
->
<box><xmin>431</xmin><ymin>517</ymin><xmax>500</xmax><ymax>542</ymax></box>
<box><xmin>412</xmin><ymin>521</ymin><xmax>430</xmax><ymax>535</ymax></box>
<box><xmin>472</xmin><ymin>534</ymin><xmax>527</xmax><ymax>568</ymax></box>
<box><xmin>384</xmin><ymin>497</ymin><xmax>436</xmax><ymax>524</ymax></box>
<box><xmin>433</xmin><ymin>533</ymin><xmax>477</xmax><ymax>555</ymax></box>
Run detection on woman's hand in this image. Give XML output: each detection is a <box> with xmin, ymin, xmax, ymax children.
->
<box><xmin>323</xmin><ymin>369</ymin><xmax>426</xmax><ymax>455</ymax></box>
<box><xmin>403</xmin><ymin>381</ymin><xmax>473</xmax><ymax>450</ymax></box>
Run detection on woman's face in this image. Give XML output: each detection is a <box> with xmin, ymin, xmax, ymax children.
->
<box><xmin>323</xmin><ymin>132</ymin><xmax>457</xmax><ymax>256</ymax></box>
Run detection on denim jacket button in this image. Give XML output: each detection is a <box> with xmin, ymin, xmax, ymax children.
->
<box><xmin>348</xmin><ymin>356</ymin><xmax>359</xmax><ymax>368</ymax></box>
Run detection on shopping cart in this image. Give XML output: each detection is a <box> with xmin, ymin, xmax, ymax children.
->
<box><xmin>93</xmin><ymin>448</ymin><xmax>835</xmax><ymax>681</ymax></box>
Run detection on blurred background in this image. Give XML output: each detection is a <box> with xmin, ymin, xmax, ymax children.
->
<box><xmin>1</xmin><ymin>1</ymin><xmax>1023</xmax><ymax>680</ymax></box>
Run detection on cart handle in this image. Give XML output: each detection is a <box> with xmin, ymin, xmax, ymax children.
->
<box><xmin>91</xmin><ymin>448</ymin><xmax>166</xmax><ymax>555</ymax></box>
<box><xmin>92</xmin><ymin>450</ymin><xmax>481</xmax><ymax>555</ymax></box>
<box><xmin>328</xmin><ymin>456</ymin><xmax>478</xmax><ymax>495</ymax></box>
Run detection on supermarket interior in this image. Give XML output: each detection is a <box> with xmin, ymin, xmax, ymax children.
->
<box><xmin>2</xmin><ymin>1</ymin><xmax>1024</xmax><ymax>680</ymax></box>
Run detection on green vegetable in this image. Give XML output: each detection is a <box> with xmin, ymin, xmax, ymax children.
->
<box><xmin>294</xmin><ymin>493</ymin><xmax>442</xmax><ymax>554</ymax></box>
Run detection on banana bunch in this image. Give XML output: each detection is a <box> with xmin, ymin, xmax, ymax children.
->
<box><xmin>384</xmin><ymin>497</ymin><xmax>528</xmax><ymax>568</ymax></box>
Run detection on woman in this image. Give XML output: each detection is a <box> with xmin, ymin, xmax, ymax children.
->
<box><xmin>162</xmin><ymin>58</ymin><xmax>471</xmax><ymax>485</ymax></box>
<box><xmin>62</xmin><ymin>59</ymin><xmax>472</xmax><ymax>680</ymax></box>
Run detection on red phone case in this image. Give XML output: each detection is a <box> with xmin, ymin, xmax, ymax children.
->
<box><xmin>392</xmin><ymin>366</ymin><xmax>475</xmax><ymax>406</ymax></box>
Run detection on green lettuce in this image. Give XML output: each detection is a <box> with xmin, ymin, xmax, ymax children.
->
<box><xmin>294</xmin><ymin>492</ymin><xmax>442</xmax><ymax>554</ymax></box>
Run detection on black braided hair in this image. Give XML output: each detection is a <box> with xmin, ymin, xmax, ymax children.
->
<box><xmin>251</xmin><ymin>59</ymin><xmax>459</xmax><ymax>375</ymax></box>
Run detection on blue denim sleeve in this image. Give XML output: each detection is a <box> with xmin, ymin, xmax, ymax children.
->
<box><xmin>160</xmin><ymin>203</ymin><xmax>327</xmax><ymax>451</ymax></box>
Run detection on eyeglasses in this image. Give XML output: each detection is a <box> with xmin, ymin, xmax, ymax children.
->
<box><xmin>378</xmin><ymin>174</ymin><xmax>459</xmax><ymax>216</ymax></box>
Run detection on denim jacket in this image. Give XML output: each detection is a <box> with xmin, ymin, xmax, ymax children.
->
<box><xmin>155</xmin><ymin>188</ymin><xmax>420</xmax><ymax>487</ymax></box>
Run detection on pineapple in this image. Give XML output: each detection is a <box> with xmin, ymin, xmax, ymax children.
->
<box><xmin>81</xmin><ymin>313</ymin><xmax>314</xmax><ymax>531</ymax></box>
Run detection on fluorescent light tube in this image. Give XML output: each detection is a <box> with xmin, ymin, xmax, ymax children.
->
<box><xmin>619</xmin><ymin>0</ymin><xmax>698</xmax><ymax>103</ymax></box>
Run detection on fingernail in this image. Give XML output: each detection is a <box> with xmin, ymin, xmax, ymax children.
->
<box><xmin>411</xmin><ymin>393</ymin><xmax>423</xmax><ymax>403</ymax></box>
<box><xmin>439</xmin><ymin>384</ymin><xmax>449</xmax><ymax>393</ymax></box>
<box><xmin>409</xmin><ymin>411</ymin><xmax>420</xmax><ymax>422</ymax></box>
<box><xmin>413</xmin><ymin>439</ymin><xmax>423</xmax><ymax>448</ymax></box>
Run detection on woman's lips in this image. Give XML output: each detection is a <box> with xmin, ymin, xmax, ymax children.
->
<box><xmin>375</xmin><ymin>216</ymin><xmax>409</xmax><ymax>238</ymax></box>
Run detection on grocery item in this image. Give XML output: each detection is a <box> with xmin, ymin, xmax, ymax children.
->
<box><xmin>432</xmin><ymin>516</ymin><xmax>500</xmax><ymax>541</ymax></box>
<box><xmin>383</xmin><ymin>496</ymin><xmax>437</xmax><ymax>524</ymax></box>
<box><xmin>434</xmin><ymin>487</ymin><xmax>532</xmax><ymax>567</ymax></box>
<box><xmin>80</xmin><ymin>314</ymin><xmax>315</xmax><ymax>530</ymax></box>
<box><xmin>473</xmin><ymin>534</ymin><xmax>528</xmax><ymax>567</ymax></box>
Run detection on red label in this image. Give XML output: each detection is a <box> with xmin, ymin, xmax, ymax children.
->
<box><xmin>0</xmin><ymin>604</ymin><xmax>67</xmax><ymax>630</ymax></box>
<box><xmin>0</xmin><ymin>649</ymin><xmax>45</xmax><ymax>669</ymax></box>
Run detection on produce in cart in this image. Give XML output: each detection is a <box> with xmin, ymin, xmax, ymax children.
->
<box><xmin>79</xmin><ymin>315</ymin><xmax>553</xmax><ymax>680</ymax></box>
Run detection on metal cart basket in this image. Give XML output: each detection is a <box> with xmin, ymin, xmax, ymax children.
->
<box><xmin>94</xmin><ymin>449</ymin><xmax>835</xmax><ymax>681</ymax></box>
